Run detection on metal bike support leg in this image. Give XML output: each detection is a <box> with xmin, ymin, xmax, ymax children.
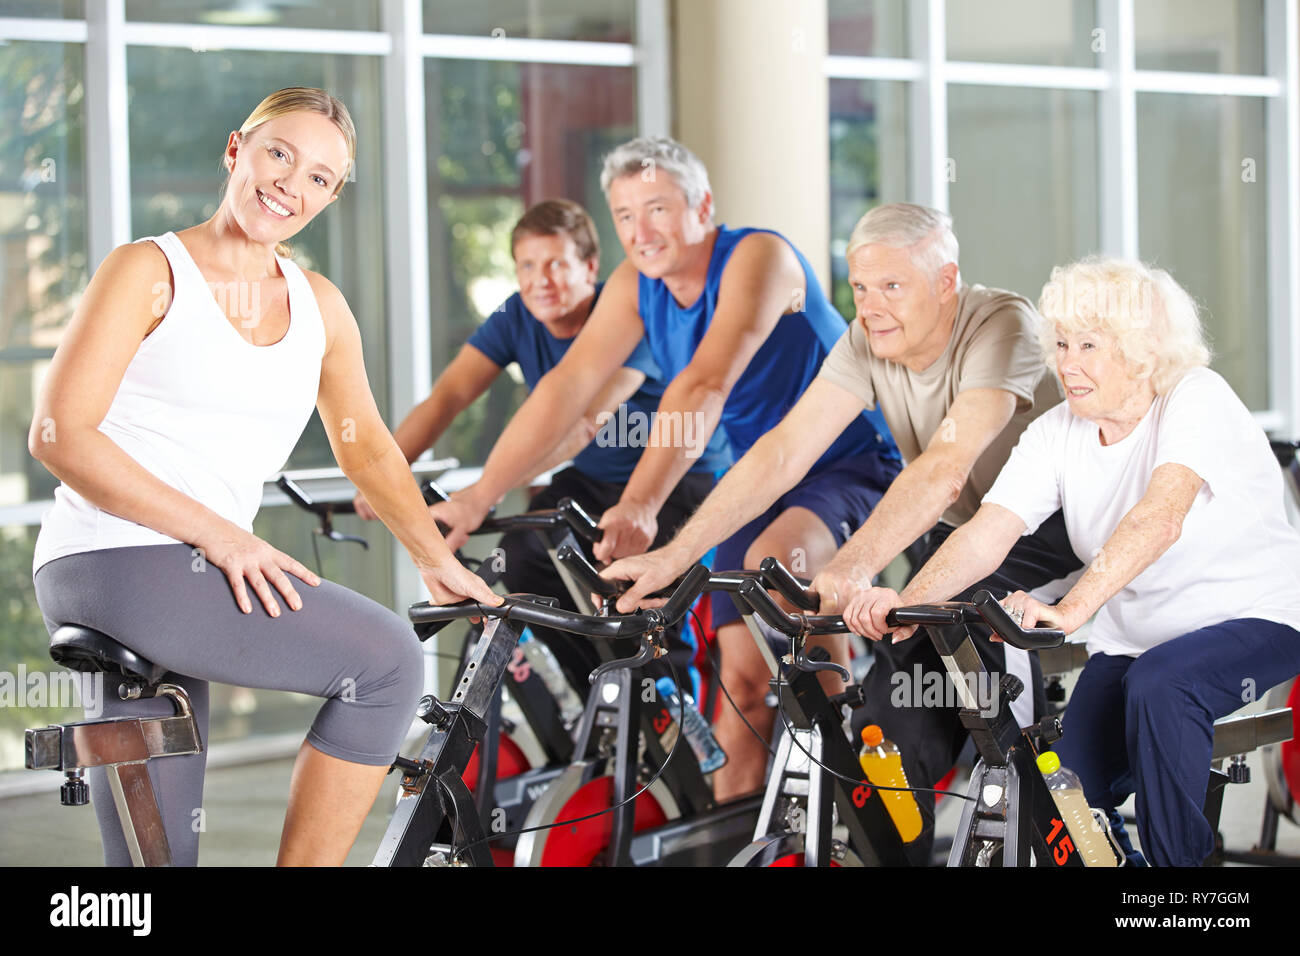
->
<box><xmin>374</xmin><ymin>616</ymin><xmax>521</xmax><ymax>867</ymax></box>
<box><xmin>26</xmin><ymin>684</ymin><xmax>203</xmax><ymax>867</ymax></box>
<box><xmin>739</xmin><ymin>614</ymin><xmax>909</xmax><ymax>867</ymax></box>
<box><xmin>922</xmin><ymin>621</ymin><xmax>1081</xmax><ymax>867</ymax></box>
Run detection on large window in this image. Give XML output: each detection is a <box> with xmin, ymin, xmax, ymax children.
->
<box><xmin>127</xmin><ymin>46</ymin><xmax>388</xmax><ymax>470</ymax></box>
<box><xmin>0</xmin><ymin>38</ymin><xmax>87</xmax><ymax>771</ymax></box>
<box><xmin>426</xmin><ymin>58</ymin><xmax>636</xmax><ymax>465</ymax></box>
<box><xmin>0</xmin><ymin>1</ymin><xmax>656</xmax><ymax>773</ymax></box>
<box><xmin>826</xmin><ymin>0</ymin><xmax>1294</xmax><ymax>429</ymax></box>
<box><xmin>947</xmin><ymin>85</ymin><xmax>1098</xmax><ymax>298</ymax></box>
<box><xmin>828</xmin><ymin>77</ymin><xmax>909</xmax><ymax>317</ymax></box>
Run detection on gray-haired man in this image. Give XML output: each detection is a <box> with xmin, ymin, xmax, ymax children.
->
<box><xmin>431</xmin><ymin>138</ymin><xmax>902</xmax><ymax>803</ymax></box>
<box><xmin>608</xmin><ymin>203</ymin><xmax>1081</xmax><ymax>859</ymax></box>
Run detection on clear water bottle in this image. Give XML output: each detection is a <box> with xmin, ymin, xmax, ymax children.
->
<box><xmin>518</xmin><ymin>629</ymin><xmax>584</xmax><ymax>724</ymax></box>
<box><xmin>655</xmin><ymin>677</ymin><xmax>727</xmax><ymax>773</ymax></box>
<box><xmin>1036</xmin><ymin>751</ymin><xmax>1119</xmax><ymax>867</ymax></box>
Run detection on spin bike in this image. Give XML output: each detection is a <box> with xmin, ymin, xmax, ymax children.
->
<box><xmin>883</xmin><ymin>593</ymin><xmax>1120</xmax><ymax>867</ymax></box>
<box><xmin>372</xmin><ymin>566</ymin><xmax>711</xmax><ymax>866</ymax></box>
<box><xmin>720</xmin><ymin>558</ymin><xmax>914</xmax><ymax>867</ymax></box>
<box><xmin>276</xmin><ymin>473</ymin><xmax>608</xmax><ymax>862</ymax></box>
<box><xmin>507</xmin><ymin>545</ymin><xmax>762</xmax><ymax>866</ymax></box>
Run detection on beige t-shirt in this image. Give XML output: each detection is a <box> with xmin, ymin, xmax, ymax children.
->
<box><xmin>818</xmin><ymin>284</ymin><xmax>1062</xmax><ymax>526</ymax></box>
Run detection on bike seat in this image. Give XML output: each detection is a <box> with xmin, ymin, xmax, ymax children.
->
<box><xmin>49</xmin><ymin>626</ymin><xmax>167</xmax><ymax>684</ymax></box>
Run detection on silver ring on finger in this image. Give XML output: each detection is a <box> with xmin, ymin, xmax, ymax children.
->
<box><xmin>1010</xmin><ymin>606</ymin><xmax>1025</xmax><ymax>625</ymax></box>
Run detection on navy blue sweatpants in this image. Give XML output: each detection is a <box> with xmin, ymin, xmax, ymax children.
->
<box><xmin>1054</xmin><ymin>618</ymin><xmax>1300</xmax><ymax>867</ymax></box>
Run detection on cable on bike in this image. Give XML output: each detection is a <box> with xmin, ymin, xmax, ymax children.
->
<box><xmin>769</xmin><ymin>660</ymin><xmax>975</xmax><ymax>803</ymax></box>
<box><xmin>689</xmin><ymin>606</ymin><xmax>778</xmax><ymax>759</ymax></box>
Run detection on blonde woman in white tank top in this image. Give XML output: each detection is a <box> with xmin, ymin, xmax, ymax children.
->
<box><xmin>28</xmin><ymin>88</ymin><xmax>501</xmax><ymax>866</ymax></box>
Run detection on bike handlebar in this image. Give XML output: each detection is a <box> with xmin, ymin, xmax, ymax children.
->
<box><xmin>417</xmin><ymin>480</ymin><xmax>602</xmax><ymax>540</ymax></box>
<box><xmin>886</xmin><ymin>591</ymin><xmax>1065</xmax><ymax>650</ymax></box>
<box><xmin>278</xmin><ymin>473</ymin><xmax>604</xmax><ymax>541</ymax></box>
<box><xmin>554</xmin><ymin>544</ymin><xmax>624</xmax><ymax>597</ymax></box>
<box><xmin>552</xmin><ymin>543</ymin><xmax>771</xmax><ymax>604</ymax></box>
<box><xmin>731</xmin><ymin>564</ymin><xmax>1065</xmax><ymax>652</ymax></box>
<box><xmin>1270</xmin><ymin>438</ymin><xmax>1299</xmax><ymax>469</ymax></box>
<box><xmin>758</xmin><ymin>557</ymin><xmax>819</xmax><ymax>611</ymax></box>
<box><xmin>407</xmin><ymin>564</ymin><xmax>712</xmax><ymax>641</ymax></box>
<box><xmin>736</xmin><ymin>579</ymin><xmax>849</xmax><ymax>636</ymax></box>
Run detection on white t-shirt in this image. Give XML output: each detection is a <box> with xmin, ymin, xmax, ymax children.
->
<box><xmin>983</xmin><ymin>367</ymin><xmax>1300</xmax><ymax>657</ymax></box>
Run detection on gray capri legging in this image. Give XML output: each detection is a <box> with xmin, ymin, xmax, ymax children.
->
<box><xmin>32</xmin><ymin>543</ymin><xmax>425</xmax><ymax>866</ymax></box>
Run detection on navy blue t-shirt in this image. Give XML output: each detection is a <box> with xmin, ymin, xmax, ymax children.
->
<box><xmin>636</xmin><ymin>225</ymin><xmax>899</xmax><ymax>473</ymax></box>
<box><xmin>467</xmin><ymin>285</ymin><xmax>728</xmax><ymax>482</ymax></box>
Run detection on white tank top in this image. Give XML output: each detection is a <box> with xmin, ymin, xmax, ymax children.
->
<box><xmin>34</xmin><ymin>232</ymin><xmax>326</xmax><ymax>572</ymax></box>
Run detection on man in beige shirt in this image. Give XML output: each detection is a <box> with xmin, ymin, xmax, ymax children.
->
<box><xmin>606</xmin><ymin>203</ymin><xmax>1080</xmax><ymax>859</ymax></box>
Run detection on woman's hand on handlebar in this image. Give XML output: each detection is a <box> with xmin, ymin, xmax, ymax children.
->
<box><xmin>352</xmin><ymin>491</ymin><xmax>379</xmax><ymax>521</ymax></box>
<box><xmin>198</xmin><ymin>523</ymin><xmax>322</xmax><ymax>617</ymax></box>
<box><xmin>427</xmin><ymin>486</ymin><xmax>492</xmax><ymax>551</ymax></box>
<box><xmin>602</xmin><ymin>545</ymin><xmax>686</xmax><ymax>613</ymax></box>
<box><xmin>997</xmin><ymin>590</ymin><xmax>1075</xmax><ymax>639</ymax></box>
<box><xmin>842</xmin><ymin>586</ymin><xmax>915</xmax><ymax>643</ymax></box>
<box><xmin>418</xmin><ymin>558</ymin><xmax>505</xmax><ymax>609</ymax></box>
<box><xmin>593</xmin><ymin>499</ymin><xmax>657</xmax><ymax>563</ymax></box>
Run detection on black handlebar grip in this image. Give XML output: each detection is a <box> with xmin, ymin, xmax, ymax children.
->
<box><xmin>971</xmin><ymin>590</ymin><xmax>1065</xmax><ymax>650</ymax></box>
<box><xmin>420</xmin><ymin>479</ymin><xmax>451</xmax><ymax>504</ymax></box>
<box><xmin>885</xmin><ymin>604</ymin><xmax>968</xmax><ymax>628</ymax></box>
<box><xmin>657</xmin><ymin>563</ymin><xmax>711</xmax><ymax>625</ymax></box>
<box><xmin>554</xmin><ymin>544</ymin><xmax>624</xmax><ymax>597</ymax></box>
<box><xmin>758</xmin><ymin>557</ymin><xmax>819</xmax><ymax>611</ymax></box>
<box><xmin>277</xmin><ymin>474</ymin><xmax>359</xmax><ymax>517</ymax></box>
<box><xmin>737</xmin><ymin>578</ymin><xmax>800</xmax><ymax>637</ymax></box>
<box><xmin>1269</xmin><ymin>438</ymin><xmax>1299</xmax><ymax>468</ymax></box>
<box><xmin>556</xmin><ymin>498</ymin><xmax>604</xmax><ymax>543</ymax></box>
<box><xmin>276</xmin><ymin>475</ymin><xmax>314</xmax><ymax>510</ymax></box>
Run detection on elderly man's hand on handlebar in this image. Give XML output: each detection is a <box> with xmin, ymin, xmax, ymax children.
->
<box><xmin>427</xmin><ymin>486</ymin><xmax>492</xmax><ymax>551</ymax></box>
<box><xmin>842</xmin><ymin>586</ymin><xmax>916</xmax><ymax>643</ymax></box>
<box><xmin>593</xmin><ymin>499</ymin><xmax>658</xmax><ymax>563</ymax></box>
<box><xmin>809</xmin><ymin>561</ymin><xmax>873</xmax><ymax>616</ymax></box>
<box><xmin>997</xmin><ymin>590</ymin><xmax>1076</xmax><ymax>640</ymax></box>
<box><xmin>602</xmin><ymin>545</ymin><xmax>687</xmax><ymax>613</ymax></box>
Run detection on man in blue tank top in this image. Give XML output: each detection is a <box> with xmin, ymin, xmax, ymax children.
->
<box><xmin>432</xmin><ymin>139</ymin><xmax>901</xmax><ymax>800</ymax></box>
<box><xmin>358</xmin><ymin>199</ymin><xmax>723</xmax><ymax>689</ymax></box>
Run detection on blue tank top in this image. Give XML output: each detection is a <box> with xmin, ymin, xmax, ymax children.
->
<box><xmin>637</xmin><ymin>225</ymin><xmax>898</xmax><ymax>472</ymax></box>
<box><xmin>467</xmin><ymin>285</ymin><xmax>728</xmax><ymax>482</ymax></box>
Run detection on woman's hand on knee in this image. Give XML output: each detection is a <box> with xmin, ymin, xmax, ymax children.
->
<box><xmin>200</xmin><ymin>524</ymin><xmax>321</xmax><ymax>616</ymax></box>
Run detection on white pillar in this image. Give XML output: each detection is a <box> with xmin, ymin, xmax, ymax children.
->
<box><xmin>673</xmin><ymin>0</ymin><xmax>831</xmax><ymax>287</ymax></box>
<box><xmin>85</xmin><ymin>0</ymin><xmax>131</xmax><ymax>267</ymax></box>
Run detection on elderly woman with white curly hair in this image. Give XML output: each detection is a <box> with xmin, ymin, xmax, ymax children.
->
<box><xmin>846</xmin><ymin>257</ymin><xmax>1300</xmax><ymax>866</ymax></box>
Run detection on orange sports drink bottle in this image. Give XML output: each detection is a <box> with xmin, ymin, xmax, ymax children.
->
<box><xmin>858</xmin><ymin>725</ymin><xmax>923</xmax><ymax>843</ymax></box>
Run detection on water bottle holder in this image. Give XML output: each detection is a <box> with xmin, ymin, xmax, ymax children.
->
<box><xmin>1091</xmin><ymin>806</ymin><xmax>1128</xmax><ymax>867</ymax></box>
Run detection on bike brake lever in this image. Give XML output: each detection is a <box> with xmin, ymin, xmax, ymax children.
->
<box><xmin>738</xmin><ymin>579</ymin><xmax>851</xmax><ymax>681</ymax></box>
<box><xmin>790</xmin><ymin>632</ymin><xmax>851</xmax><ymax>682</ymax></box>
<box><xmin>323</xmin><ymin>529</ymin><xmax>369</xmax><ymax>550</ymax></box>
<box><xmin>587</xmin><ymin>635</ymin><xmax>661</xmax><ymax>685</ymax></box>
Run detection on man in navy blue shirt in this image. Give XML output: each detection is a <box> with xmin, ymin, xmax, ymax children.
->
<box><xmin>358</xmin><ymin>199</ymin><xmax>724</xmax><ymax>688</ymax></box>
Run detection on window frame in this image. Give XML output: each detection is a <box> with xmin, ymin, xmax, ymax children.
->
<box><xmin>824</xmin><ymin>0</ymin><xmax>1298</xmax><ymax>435</ymax></box>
